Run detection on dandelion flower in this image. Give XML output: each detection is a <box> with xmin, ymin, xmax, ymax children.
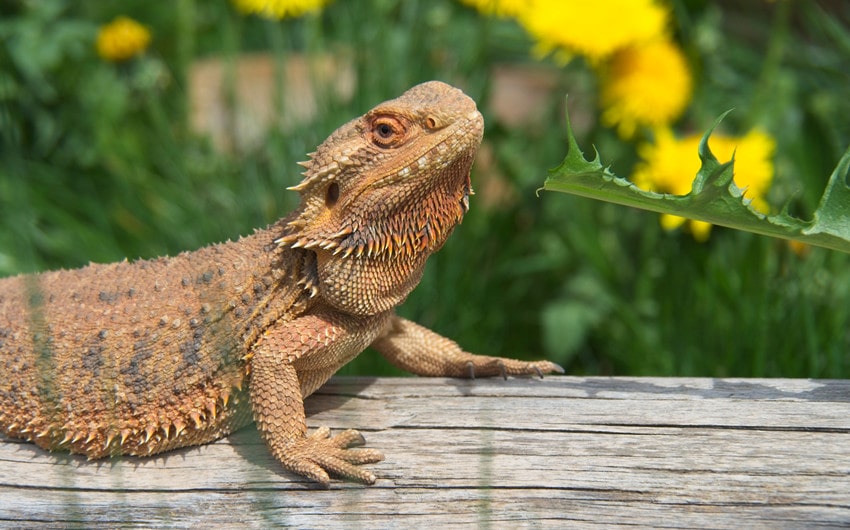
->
<box><xmin>96</xmin><ymin>16</ymin><xmax>151</xmax><ymax>62</ymax></box>
<box><xmin>633</xmin><ymin>127</ymin><xmax>776</xmax><ymax>241</ymax></box>
<box><xmin>232</xmin><ymin>0</ymin><xmax>331</xmax><ymax>19</ymax></box>
<box><xmin>518</xmin><ymin>0</ymin><xmax>668</xmax><ymax>62</ymax></box>
<box><xmin>600</xmin><ymin>39</ymin><xmax>692</xmax><ymax>138</ymax></box>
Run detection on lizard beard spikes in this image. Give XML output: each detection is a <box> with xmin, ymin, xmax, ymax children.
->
<box><xmin>280</xmin><ymin>158</ymin><xmax>475</xmax><ymax>260</ymax></box>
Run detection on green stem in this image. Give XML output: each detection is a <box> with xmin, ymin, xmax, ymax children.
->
<box><xmin>173</xmin><ymin>0</ymin><xmax>195</xmax><ymax>136</ymax></box>
<box><xmin>265</xmin><ymin>18</ymin><xmax>287</xmax><ymax>130</ymax></box>
<box><xmin>748</xmin><ymin>0</ymin><xmax>791</xmax><ymax>125</ymax></box>
<box><xmin>222</xmin><ymin>7</ymin><xmax>241</xmax><ymax>153</ymax></box>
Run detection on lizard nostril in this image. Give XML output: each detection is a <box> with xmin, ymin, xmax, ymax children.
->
<box><xmin>425</xmin><ymin>116</ymin><xmax>438</xmax><ymax>130</ymax></box>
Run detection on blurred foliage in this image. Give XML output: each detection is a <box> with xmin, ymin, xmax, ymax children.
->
<box><xmin>0</xmin><ymin>0</ymin><xmax>848</xmax><ymax>378</ymax></box>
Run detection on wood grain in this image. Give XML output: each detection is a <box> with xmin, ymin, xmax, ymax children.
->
<box><xmin>1</xmin><ymin>376</ymin><xmax>848</xmax><ymax>528</ymax></box>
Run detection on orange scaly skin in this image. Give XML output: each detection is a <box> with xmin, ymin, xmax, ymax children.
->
<box><xmin>0</xmin><ymin>81</ymin><xmax>563</xmax><ymax>487</ymax></box>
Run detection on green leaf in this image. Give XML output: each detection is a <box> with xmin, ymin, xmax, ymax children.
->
<box><xmin>543</xmin><ymin>104</ymin><xmax>850</xmax><ymax>254</ymax></box>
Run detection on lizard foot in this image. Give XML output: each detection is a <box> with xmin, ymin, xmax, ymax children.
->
<box><xmin>464</xmin><ymin>356</ymin><xmax>565</xmax><ymax>379</ymax></box>
<box><xmin>280</xmin><ymin>426</ymin><xmax>384</xmax><ymax>487</ymax></box>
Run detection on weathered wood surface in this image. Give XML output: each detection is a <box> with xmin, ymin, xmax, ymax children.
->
<box><xmin>1</xmin><ymin>376</ymin><xmax>848</xmax><ymax>528</ymax></box>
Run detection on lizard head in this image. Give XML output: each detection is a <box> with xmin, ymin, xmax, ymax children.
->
<box><xmin>276</xmin><ymin>81</ymin><xmax>485</xmax><ymax>315</ymax></box>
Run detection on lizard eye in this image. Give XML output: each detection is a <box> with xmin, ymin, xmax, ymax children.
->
<box><xmin>370</xmin><ymin>116</ymin><xmax>405</xmax><ymax>147</ymax></box>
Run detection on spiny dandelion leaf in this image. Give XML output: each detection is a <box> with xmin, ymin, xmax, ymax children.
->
<box><xmin>543</xmin><ymin>104</ymin><xmax>850</xmax><ymax>254</ymax></box>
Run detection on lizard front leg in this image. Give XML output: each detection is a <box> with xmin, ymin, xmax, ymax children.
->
<box><xmin>372</xmin><ymin>316</ymin><xmax>564</xmax><ymax>378</ymax></box>
<box><xmin>249</xmin><ymin>312</ymin><xmax>385</xmax><ymax>487</ymax></box>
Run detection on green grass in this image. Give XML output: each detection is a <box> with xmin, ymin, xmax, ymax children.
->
<box><xmin>1</xmin><ymin>0</ymin><xmax>848</xmax><ymax>378</ymax></box>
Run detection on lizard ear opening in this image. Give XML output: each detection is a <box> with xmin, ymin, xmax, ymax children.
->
<box><xmin>325</xmin><ymin>182</ymin><xmax>340</xmax><ymax>207</ymax></box>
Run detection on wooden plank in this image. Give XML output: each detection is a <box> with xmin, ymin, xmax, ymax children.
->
<box><xmin>1</xmin><ymin>376</ymin><xmax>848</xmax><ymax>528</ymax></box>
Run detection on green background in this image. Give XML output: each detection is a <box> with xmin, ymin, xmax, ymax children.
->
<box><xmin>1</xmin><ymin>0</ymin><xmax>849</xmax><ymax>378</ymax></box>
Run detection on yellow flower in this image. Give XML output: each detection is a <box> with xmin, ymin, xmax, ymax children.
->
<box><xmin>232</xmin><ymin>0</ymin><xmax>331</xmax><ymax>19</ymax></box>
<box><xmin>459</xmin><ymin>0</ymin><xmax>530</xmax><ymax>18</ymax></box>
<box><xmin>96</xmin><ymin>16</ymin><xmax>151</xmax><ymax>62</ymax></box>
<box><xmin>633</xmin><ymin>127</ymin><xmax>776</xmax><ymax>241</ymax></box>
<box><xmin>600</xmin><ymin>39</ymin><xmax>692</xmax><ymax>138</ymax></box>
<box><xmin>518</xmin><ymin>0</ymin><xmax>668</xmax><ymax>62</ymax></box>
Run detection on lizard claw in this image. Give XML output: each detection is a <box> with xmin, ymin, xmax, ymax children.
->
<box><xmin>280</xmin><ymin>427</ymin><xmax>384</xmax><ymax>487</ymax></box>
<box><xmin>459</xmin><ymin>355</ymin><xmax>563</xmax><ymax>379</ymax></box>
<box><xmin>465</xmin><ymin>359</ymin><xmax>506</xmax><ymax>379</ymax></box>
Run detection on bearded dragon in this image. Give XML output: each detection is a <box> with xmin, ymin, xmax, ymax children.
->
<box><xmin>0</xmin><ymin>81</ymin><xmax>562</xmax><ymax>487</ymax></box>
